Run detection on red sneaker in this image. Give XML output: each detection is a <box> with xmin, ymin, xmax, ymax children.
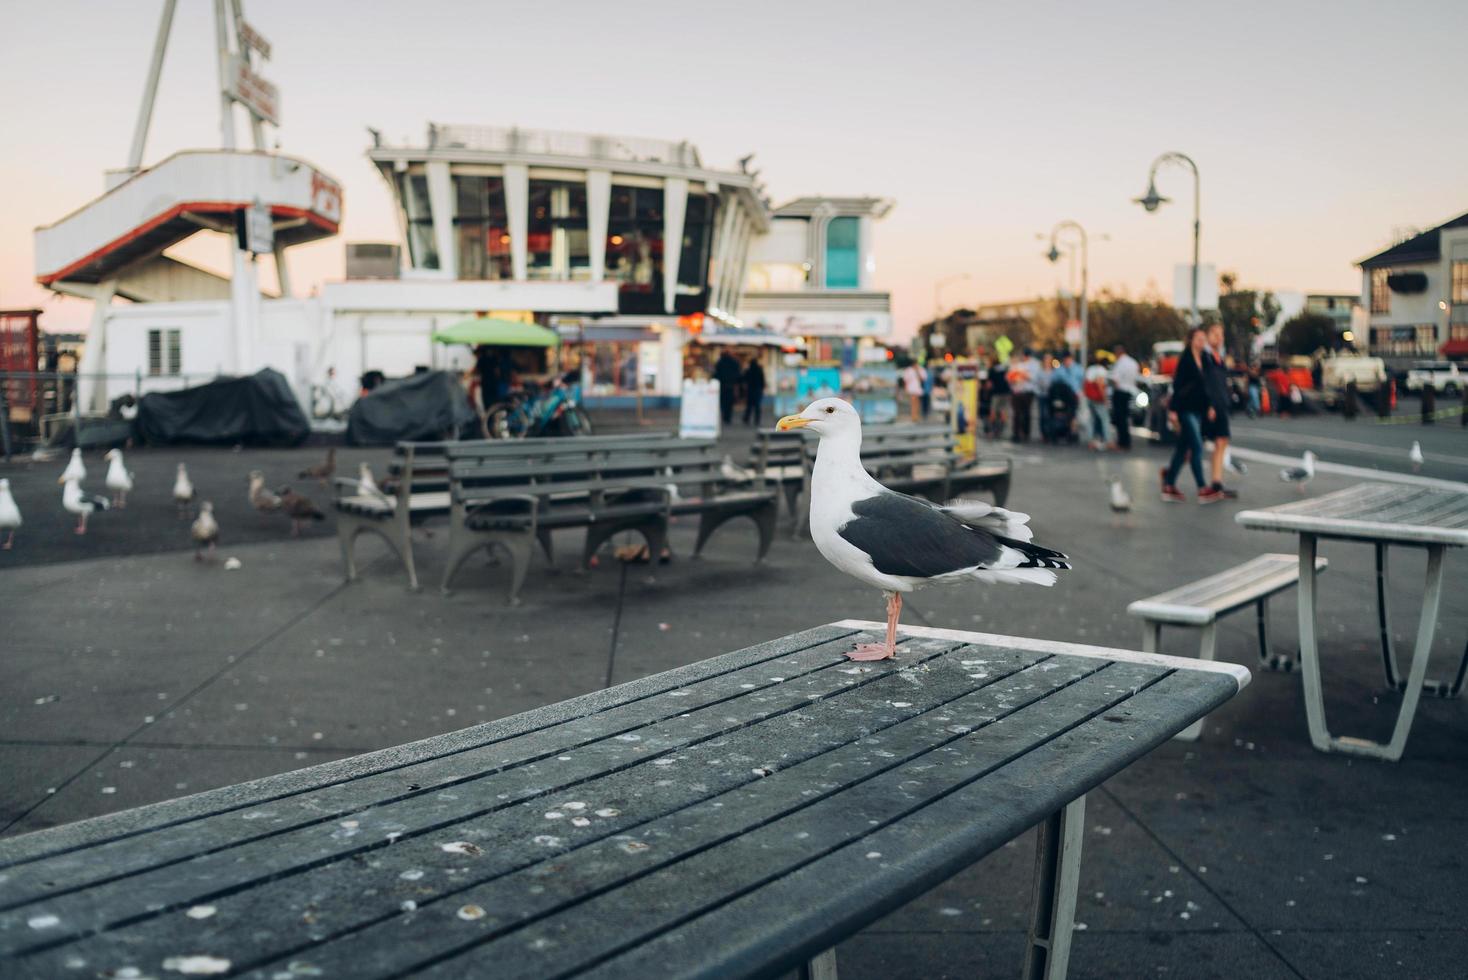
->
<box><xmin>1198</xmin><ymin>487</ymin><xmax>1225</xmax><ymax>504</ymax></box>
<box><xmin>1161</xmin><ymin>485</ymin><xmax>1186</xmax><ymax>503</ymax></box>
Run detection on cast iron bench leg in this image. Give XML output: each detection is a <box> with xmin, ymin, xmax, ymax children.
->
<box><xmin>1299</xmin><ymin>537</ymin><xmax>1447</xmax><ymax>761</ymax></box>
<box><xmin>801</xmin><ymin>948</ymin><xmax>838</xmax><ymax>980</ymax></box>
<box><xmin>1023</xmin><ymin>794</ymin><xmax>1086</xmax><ymax>980</ymax></box>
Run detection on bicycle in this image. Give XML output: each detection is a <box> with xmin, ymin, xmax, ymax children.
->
<box><xmin>484</xmin><ymin>378</ymin><xmax>592</xmax><ymax>439</ymax></box>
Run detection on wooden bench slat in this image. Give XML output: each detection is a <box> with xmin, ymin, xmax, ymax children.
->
<box><xmin>392</xmin><ymin>661</ymin><xmax>1172</xmax><ymax>980</ymax></box>
<box><xmin>581</xmin><ymin>667</ymin><xmax>1234</xmax><ymax>980</ymax></box>
<box><xmin>0</xmin><ymin>632</ymin><xmax>899</xmax><ymax>932</ymax></box>
<box><xmin>1127</xmin><ymin>553</ymin><xmax>1327</xmax><ymax>626</ymax></box>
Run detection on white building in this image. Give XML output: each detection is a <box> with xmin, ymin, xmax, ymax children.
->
<box><xmin>1356</xmin><ymin>211</ymin><xmax>1468</xmax><ymax>365</ymax></box>
<box><xmin>738</xmin><ymin>196</ymin><xmax>894</xmax><ymax>364</ymax></box>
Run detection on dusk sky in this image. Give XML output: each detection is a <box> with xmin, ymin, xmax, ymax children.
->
<box><xmin>3</xmin><ymin>0</ymin><xmax>1465</xmax><ymax>336</ymax></box>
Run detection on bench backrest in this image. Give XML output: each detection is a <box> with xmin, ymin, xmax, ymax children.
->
<box><xmin>450</xmin><ymin>439</ymin><xmax>730</xmax><ymax>506</ymax></box>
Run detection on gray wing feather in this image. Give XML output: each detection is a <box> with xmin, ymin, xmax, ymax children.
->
<box><xmin>838</xmin><ymin>492</ymin><xmax>1002</xmax><ymax>578</ymax></box>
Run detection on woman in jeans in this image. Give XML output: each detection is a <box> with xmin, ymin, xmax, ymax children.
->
<box><xmin>1161</xmin><ymin>327</ymin><xmax>1222</xmax><ymax>503</ymax></box>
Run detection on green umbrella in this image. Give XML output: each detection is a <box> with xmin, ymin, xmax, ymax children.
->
<box><xmin>432</xmin><ymin>317</ymin><xmax>560</xmax><ymax>347</ymax></box>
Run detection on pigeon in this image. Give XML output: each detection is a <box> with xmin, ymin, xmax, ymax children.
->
<box><xmin>778</xmin><ymin>398</ymin><xmax>1069</xmax><ymax>661</ymax></box>
<box><xmin>61</xmin><ymin>476</ymin><xmax>110</xmax><ymax>535</ymax></box>
<box><xmin>1106</xmin><ymin>477</ymin><xmax>1133</xmax><ymax>529</ymax></box>
<box><xmin>1225</xmin><ymin>448</ymin><xmax>1247</xmax><ymax>476</ymax></box>
<box><xmin>249</xmin><ymin>470</ymin><xmax>282</xmax><ymax>515</ymax></box>
<box><xmin>0</xmin><ymin>477</ymin><xmax>20</xmax><ymax>549</ymax></box>
<box><xmin>1279</xmin><ymin>450</ymin><xmax>1315</xmax><ymax>493</ymax></box>
<box><xmin>1409</xmin><ymin>441</ymin><xmax>1424</xmax><ymax>471</ymax></box>
<box><xmin>357</xmin><ymin>461</ymin><xmax>380</xmax><ymax>496</ymax></box>
<box><xmin>104</xmin><ymin>449</ymin><xmax>134</xmax><ymax>507</ymax></box>
<box><xmin>277</xmin><ymin>486</ymin><xmax>326</xmax><ymax>537</ymax></box>
<box><xmin>60</xmin><ymin>448</ymin><xmax>85</xmax><ymax>483</ymax></box>
<box><xmin>191</xmin><ymin>501</ymin><xmax>219</xmax><ymax>561</ymax></box>
<box><xmin>173</xmin><ymin>463</ymin><xmax>195</xmax><ymax>516</ymax></box>
<box><xmin>298</xmin><ymin>447</ymin><xmax>336</xmax><ymax>485</ymax></box>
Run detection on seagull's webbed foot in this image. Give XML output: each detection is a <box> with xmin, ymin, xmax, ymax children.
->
<box><xmin>846</xmin><ymin>642</ymin><xmax>896</xmax><ymax>662</ymax></box>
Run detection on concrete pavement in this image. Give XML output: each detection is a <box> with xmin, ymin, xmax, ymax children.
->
<box><xmin>1</xmin><ymin>418</ymin><xmax>1465</xmax><ymax>979</ymax></box>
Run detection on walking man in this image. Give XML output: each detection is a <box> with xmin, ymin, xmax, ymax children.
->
<box><xmin>1007</xmin><ymin>349</ymin><xmax>1040</xmax><ymax>443</ymax></box>
<box><xmin>713</xmin><ymin>349</ymin><xmax>743</xmax><ymax>426</ymax></box>
<box><xmin>1109</xmin><ymin>343</ymin><xmax>1140</xmax><ymax>449</ymax></box>
<box><xmin>901</xmin><ymin>359</ymin><xmax>928</xmax><ymax>422</ymax></box>
<box><xmin>742</xmin><ymin>354</ymin><xmax>766</xmax><ymax>426</ymax></box>
<box><xmin>1203</xmin><ymin>321</ymin><xmax>1237</xmax><ymax>497</ymax></box>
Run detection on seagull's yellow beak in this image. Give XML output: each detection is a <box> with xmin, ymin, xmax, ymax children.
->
<box><xmin>776</xmin><ymin>414</ymin><xmax>811</xmax><ymax>431</ymax></box>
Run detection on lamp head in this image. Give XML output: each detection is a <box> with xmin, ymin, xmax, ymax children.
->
<box><xmin>1133</xmin><ymin>178</ymin><xmax>1169</xmax><ymax>213</ymax></box>
<box><xmin>1046</xmin><ymin>245</ymin><xmax>1061</xmax><ymax>264</ymax></box>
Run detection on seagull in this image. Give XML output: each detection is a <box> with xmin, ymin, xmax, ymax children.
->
<box><xmin>104</xmin><ymin>449</ymin><xmax>134</xmax><ymax>507</ymax></box>
<box><xmin>173</xmin><ymin>463</ymin><xmax>195</xmax><ymax>517</ymax></box>
<box><xmin>277</xmin><ymin>486</ymin><xmax>325</xmax><ymax>537</ymax></box>
<box><xmin>60</xmin><ymin>448</ymin><xmax>85</xmax><ymax>484</ymax></box>
<box><xmin>1108</xmin><ymin>477</ymin><xmax>1134</xmax><ymax>528</ymax></box>
<box><xmin>298</xmin><ymin>447</ymin><xmax>336</xmax><ymax>486</ymax></box>
<box><xmin>0</xmin><ymin>477</ymin><xmax>21</xmax><ymax>549</ymax></box>
<box><xmin>1409</xmin><ymin>441</ymin><xmax>1424</xmax><ymax>471</ymax></box>
<box><xmin>778</xmin><ymin>398</ymin><xmax>1069</xmax><ymax>661</ymax></box>
<box><xmin>249</xmin><ymin>470</ymin><xmax>282</xmax><ymax>516</ymax></box>
<box><xmin>191</xmin><ymin>501</ymin><xmax>219</xmax><ymax>561</ymax></box>
<box><xmin>61</xmin><ymin>476</ymin><xmax>110</xmax><ymax>535</ymax></box>
<box><xmin>1225</xmin><ymin>448</ymin><xmax>1247</xmax><ymax>476</ymax></box>
<box><xmin>1279</xmin><ymin>450</ymin><xmax>1315</xmax><ymax>493</ymax></box>
<box><xmin>357</xmin><ymin>461</ymin><xmax>380</xmax><ymax>496</ymax></box>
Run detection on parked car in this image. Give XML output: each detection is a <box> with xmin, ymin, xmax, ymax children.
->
<box><xmin>1405</xmin><ymin>360</ymin><xmax>1463</xmax><ymax>395</ymax></box>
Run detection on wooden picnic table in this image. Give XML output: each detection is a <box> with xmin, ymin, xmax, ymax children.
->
<box><xmin>0</xmin><ymin>622</ymin><xmax>1247</xmax><ymax>980</ymax></box>
<box><xmin>1237</xmin><ymin>482</ymin><xmax>1468</xmax><ymax>761</ymax></box>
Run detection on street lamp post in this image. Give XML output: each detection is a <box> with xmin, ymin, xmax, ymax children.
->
<box><xmin>1045</xmin><ymin>221</ymin><xmax>1090</xmax><ymax>366</ymax></box>
<box><xmin>1134</xmin><ymin>151</ymin><xmax>1201</xmax><ymax>325</ymax></box>
<box><xmin>932</xmin><ymin>272</ymin><xmax>972</xmax><ymax>353</ymax></box>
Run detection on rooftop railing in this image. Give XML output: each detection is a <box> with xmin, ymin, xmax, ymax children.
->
<box><xmin>423</xmin><ymin>125</ymin><xmax>704</xmax><ymax>168</ymax></box>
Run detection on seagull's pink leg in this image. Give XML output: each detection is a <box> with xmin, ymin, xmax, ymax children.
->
<box><xmin>3</xmin><ymin>530</ymin><xmax>13</xmax><ymax>549</ymax></box>
<box><xmin>847</xmin><ymin>591</ymin><xmax>902</xmax><ymax>661</ymax></box>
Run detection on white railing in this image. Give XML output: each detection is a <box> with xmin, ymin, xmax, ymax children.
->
<box><xmin>427</xmin><ymin>125</ymin><xmax>703</xmax><ymax>168</ymax></box>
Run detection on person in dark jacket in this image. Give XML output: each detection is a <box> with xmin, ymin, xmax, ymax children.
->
<box><xmin>713</xmin><ymin>351</ymin><xmax>743</xmax><ymax>425</ymax></box>
<box><xmin>1202</xmin><ymin>322</ymin><xmax>1236</xmax><ymax>498</ymax></box>
<box><xmin>742</xmin><ymin>355</ymin><xmax>767</xmax><ymax>426</ymax></box>
<box><xmin>1161</xmin><ymin>327</ymin><xmax>1221</xmax><ymax>503</ymax></box>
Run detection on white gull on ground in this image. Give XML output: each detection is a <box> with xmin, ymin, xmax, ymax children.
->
<box><xmin>1279</xmin><ymin>450</ymin><xmax>1315</xmax><ymax>493</ymax></box>
<box><xmin>1409</xmin><ymin>441</ymin><xmax>1424</xmax><ymax>471</ymax></box>
<box><xmin>778</xmin><ymin>398</ymin><xmax>1069</xmax><ymax>661</ymax></box>
<box><xmin>61</xmin><ymin>476</ymin><xmax>109</xmax><ymax>535</ymax></box>
<box><xmin>104</xmin><ymin>449</ymin><xmax>134</xmax><ymax>507</ymax></box>
<box><xmin>191</xmin><ymin>501</ymin><xmax>219</xmax><ymax>561</ymax></box>
<box><xmin>0</xmin><ymin>478</ymin><xmax>21</xmax><ymax>549</ymax></box>
<box><xmin>173</xmin><ymin>463</ymin><xmax>195</xmax><ymax>515</ymax></box>
<box><xmin>60</xmin><ymin>448</ymin><xmax>85</xmax><ymax>483</ymax></box>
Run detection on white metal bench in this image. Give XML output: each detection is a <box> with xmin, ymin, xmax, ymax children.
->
<box><xmin>1127</xmin><ymin>553</ymin><xmax>1327</xmax><ymax>741</ymax></box>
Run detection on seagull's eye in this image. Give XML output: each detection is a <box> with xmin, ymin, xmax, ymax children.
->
<box><xmin>824</xmin><ymin>406</ymin><xmax>835</xmax><ymax>414</ymax></box>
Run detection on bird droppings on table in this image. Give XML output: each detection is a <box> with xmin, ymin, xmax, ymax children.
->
<box><xmin>161</xmin><ymin>954</ymin><xmax>232</xmax><ymax>975</ymax></box>
<box><xmin>184</xmin><ymin>905</ymin><xmax>217</xmax><ymax>920</ymax></box>
<box><xmin>440</xmin><ymin>841</ymin><xmax>481</xmax><ymax>856</ymax></box>
<box><xmin>457</xmin><ymin>904</ymin><xmax>486</xmax><ymax>921</ymax></box>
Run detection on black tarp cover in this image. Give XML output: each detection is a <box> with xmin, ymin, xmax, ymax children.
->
<box><xmin>345</xmin><ymin>370</ymin><xmax>475</xmax><ymax>446</ymax></box>
<box><xmin>135</xmin><ymin>369</ymin><xmax>310</xmax><ymax>446</ymax></box>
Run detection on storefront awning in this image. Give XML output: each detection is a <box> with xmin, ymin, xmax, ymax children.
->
<box><xmin>696</xmin><ymin>329</ymin><xmax>804</xmax><ymax>349</ymax></box>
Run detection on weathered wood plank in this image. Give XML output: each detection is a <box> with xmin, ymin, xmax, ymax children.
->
<box><xmin>0</xmin><ymin>636</ymin><xmax>965</xmax><ymax>960</ymax></box>
<box><xmin>579</xmin><ymin>668</ymin><xmax>1234</xmax><ymax>980</ymax></box>
<box><xmin>0</xmin><ymin>626</ymin><xmax>861</xmax><ymax>876</ymax></box>
<box><xmin>400</xmin><ymin>661</ymin><xmax>1171</xmax><ymax>980</ymax></box>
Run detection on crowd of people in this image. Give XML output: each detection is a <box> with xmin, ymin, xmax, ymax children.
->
<box><xmin>976</xmin><ymin>343</ymin><xmax>1142</xmax><ymax>450</ymax></box>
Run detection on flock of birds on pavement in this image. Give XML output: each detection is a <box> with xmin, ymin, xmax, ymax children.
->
<box><xmin>0</xmin><ymin>446</ymin><xmax>367</xmax><ymax>560</ymax></box>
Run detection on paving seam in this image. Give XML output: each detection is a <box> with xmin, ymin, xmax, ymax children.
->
<box><xmin>0</xmin><ymin>580</ymin><xmax>349</xmax><ymax>837</ymax></box>
<box><xmin>1098</xmin><ymin>784</ymin><xmax>1309</xmax><ymax>979</ymax></box>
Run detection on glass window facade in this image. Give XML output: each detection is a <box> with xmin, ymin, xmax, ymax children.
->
<box><xmin>1452</xmin><ymin>260</ymin><xmax>1468</xmax><ymax>305</ymax></box>
<box><xmin>147</xmin><ymin>328</ymin><xmax>181</xmax><ymax>377</ymax></box>
<box><xmin>401</xmin><ymin>174</ymin><xmax>439</xmax><ymax>270</ymax></box>
<box><xmin>677</xmin><ymin>193</ymin><xmax>712</xmax><ymax>295</ymax></box>
<box><xmin>1371</xmin><ymin>324</ymin><xmax>1436</xmax><ymax>356</ymax></box>
<box><xmin>607</xmin><ymin>186</ymin><xmax>665</xmax><ymax>313</ymax></box>
<box><xmin>453</xmin><ymin>176</ymin><xmax>511</xmax><ymax>280</ymax></box>
<box><xmin>1369</xmin><ymin>267</ymin><xmax>1390</xmax><ymax>314</ymax></box>
<box><xmin>825</xmin><ymin>216</ymin><xmax>860</xmax><ymax>288</ymax></box>
<box><xmin>527</xmin><ymin>179</ymin><xmax>589</xmax><ymax>280</ymax></box>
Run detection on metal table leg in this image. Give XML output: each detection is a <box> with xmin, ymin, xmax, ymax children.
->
<box><xmin>1023</xmin><ymin>795</ymin><xmax>1086</xmax><ymax>980</ymax></box>
<box><xmin>801</xmin><ymin>948</ymin><xmax>838</xmax><ymax>980</ymax></box>
<box><xmin>1378</xmin><ymin>542</ymin><xmax>1465</xmax><ymax>700</ymax></box>
<box><xmin>1299</xmin><ymin>538</ymin><xmax>1447</xmax><ymax>762</ymax></box>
